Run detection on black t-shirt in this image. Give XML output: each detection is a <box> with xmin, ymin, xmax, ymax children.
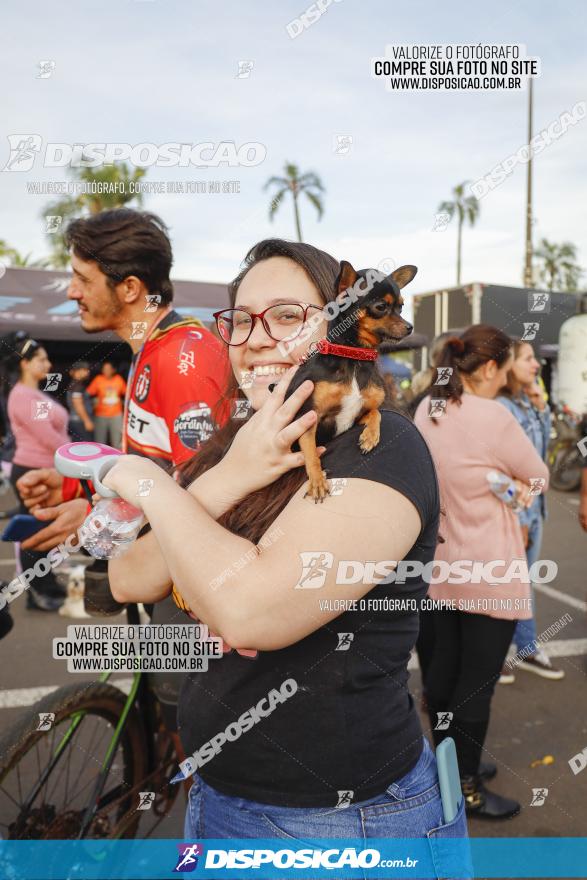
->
<box><xmin>66</xmin><ymin>378</ymin><xmax>91</xmax><ymax>422</ymax></box>
<box><xmin>178</xmin><ymin>409</ymin><xmax>440</xmax><ymax>807</ymax></box>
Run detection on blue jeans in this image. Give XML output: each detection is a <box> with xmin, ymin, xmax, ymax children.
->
<box><xmin>184</xmin><ymin>737</ymin><xmax>471</xmax><ymax>878</ymax></box>
<box><xmin>513</xmin><ymin>514</ymin><xmax>543</xmax><ymax>654</ymax></box>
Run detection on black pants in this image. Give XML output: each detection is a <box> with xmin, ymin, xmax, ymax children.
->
<box><xmin>421</xmin><ymin>609</ymin><xmax>516</xmax><ymax>777</ymax></box>
<box><xmin>10</xmin><ymin>463</ymin><xmax>63</xmax><ymax>600</ymax></box>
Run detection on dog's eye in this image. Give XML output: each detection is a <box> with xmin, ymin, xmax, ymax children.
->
<box><xmin>372</xmin><ymin>302</ymin><xmax>387</xmax><ymax>314</ymax></box>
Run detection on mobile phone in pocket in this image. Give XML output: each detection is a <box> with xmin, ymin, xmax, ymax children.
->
<box><xmin>436</xmin><ymin>737</ymin><xmax>463</xmax><ymax>823</ymax></box>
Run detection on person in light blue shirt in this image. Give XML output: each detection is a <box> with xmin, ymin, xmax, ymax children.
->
<box><xmin>497</xmin><ymin>340</ymin><xmax>564</xmax><ymax>681</ymax></box>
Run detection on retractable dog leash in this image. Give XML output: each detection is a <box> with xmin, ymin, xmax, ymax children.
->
<box><xmin>54</xmin><ymin>442</ymin><xmax>143</xmax><ymax>559</ymax></box>
<box><xmin>54</xmin><ymin>441</ymin><xmax>124</xmax><ymax>499</ymax></box>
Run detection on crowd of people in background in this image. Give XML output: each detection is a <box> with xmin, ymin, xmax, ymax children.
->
<box><xmin>67</xmin><ymin>360</ymin><xmax>127</xmax><ymax>445</ymax></box>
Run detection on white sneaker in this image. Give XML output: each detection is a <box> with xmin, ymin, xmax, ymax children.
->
<box><xmin>498</xmin><ymin>666</ymin><xmax>515</xmax><ymax>685</ymax></box>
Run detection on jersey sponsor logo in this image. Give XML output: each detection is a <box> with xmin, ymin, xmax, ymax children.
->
<box><xmin>173</xmin><ymin>402</ymin><xmax>215</xmax><ymax>450</ymax></box>
<box><xmin>126</xmin><ymin>398</ymin><xmax>172</xmax><ymax>453</ymax></box>
<box><xmin>134</xmin><ymin>363</ymin><xmax>151</xmax><ymax>403</ymax></box>
<box><xmin>177</xmin><ymin>331</ymin><xmax>203</xmax><ymax>376</ymax></box>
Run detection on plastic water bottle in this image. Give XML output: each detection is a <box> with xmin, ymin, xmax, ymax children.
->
<box><xmin>486</xmin><ymin>471</ymin><xmax>524</xmax><ymax>513</ymax></box>
<box><xmin>81</xmin><ymin>499</ymin><xmax>143</xmax><ymax>560</ymax></box>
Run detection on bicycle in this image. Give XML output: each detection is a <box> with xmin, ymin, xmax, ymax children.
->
<box><xmin>0</xmin><ymin>603</ymin><xmax>182</xmax><ymax>840</ymax></box>
<box><xmin>547</xmin><ymin>404</ymin><xmax>582</xmax><ymax>492</ymax></box>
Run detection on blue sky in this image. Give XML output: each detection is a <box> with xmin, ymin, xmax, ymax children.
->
<box><xmin>1</xmin><ymin>0</ymin><xmax>586</xmax><ymax>304</ymax></box>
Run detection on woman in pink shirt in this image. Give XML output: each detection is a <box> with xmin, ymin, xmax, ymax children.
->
<box><xmin>6</xmin><ymin>335</ymin><xmax>69</xmax><ymax>611</ymax></box>
<box><xmin>414</xmin><ymin>325</ymin><xmax>549</xmax><ymax>821</ymax></box>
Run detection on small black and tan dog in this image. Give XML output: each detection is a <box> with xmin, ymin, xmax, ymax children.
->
<box><xmin>284</xmin><ymin>259</ymin><xmax>416</xmax><ymax>502</ymax></box>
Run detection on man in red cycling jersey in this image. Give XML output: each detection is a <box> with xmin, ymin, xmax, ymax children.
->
<box><xmin>17</xmin><ymin>209</ymin><xmax>230</xmax><ymax>744</ymax></box>
<box><xmin>18</xmin><ymin>209</ymin><xmax>229</xmax><ymax>541</ymax></box>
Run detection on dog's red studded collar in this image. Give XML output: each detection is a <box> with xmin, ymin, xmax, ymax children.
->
<box><xmin>307</xmin><ymin>338</ymin><xmax>378</xmax><ymax>361</ymax></box>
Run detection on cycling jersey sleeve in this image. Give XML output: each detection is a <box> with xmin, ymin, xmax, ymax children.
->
<box><xmin>152</xmin><ymin>327</ymin><xmax>231</xmax><ymax>466</ymax></box>
<box><xmin>62</xmin><ymin>476</ymin><xmax>94</xmax><ymax>504</ymax></box>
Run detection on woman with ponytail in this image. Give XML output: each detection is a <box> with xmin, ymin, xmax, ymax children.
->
<box><xmin>3</xmin><ymin>332</ymin><xmax>69</xmax><ymax>611</ymax></box>
<box><xmin>414</xmin><ymin>325</ymin><xmax>549</xmax><ymax>820</ymax></box>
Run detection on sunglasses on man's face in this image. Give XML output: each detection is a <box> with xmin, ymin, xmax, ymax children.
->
<box><xmin>213</xmin><ymin>302</ymin><xmax>323</xmax><ymax>346</ymax></box>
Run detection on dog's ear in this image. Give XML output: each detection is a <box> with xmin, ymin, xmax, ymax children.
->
<box><xmin>389</xmin><ymin>265</ymin><xmax>418</xmax><ymax>289</ymax></box>
<box><xmin>336</xmin><ymin>260</ymin><xmax>359</xmax><ymax>298</ymax></box>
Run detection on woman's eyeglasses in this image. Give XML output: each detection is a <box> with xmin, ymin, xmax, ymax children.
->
<box><xmin>213</xmin><ymin>303</ymin><xmax>323</xmax><ymax>346</ymax></box>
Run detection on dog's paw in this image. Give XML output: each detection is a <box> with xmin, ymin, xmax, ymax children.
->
<box><xmin>304</xmin><ymin>469</ymin><xmax>330</xmax><ymax>503</ymax></box>
<box><xmin>359</xmin><ymin>427</ymin><xmax>380</xmax><ymax>454</ymax></box>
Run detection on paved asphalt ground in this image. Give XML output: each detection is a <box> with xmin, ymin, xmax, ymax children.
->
<box><xmin>0</xmin><ymin>482</ymin><xmax>585</xmax><ymax>847</ymax></box>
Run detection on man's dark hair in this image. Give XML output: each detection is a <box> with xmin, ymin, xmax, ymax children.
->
<box><xmin>65</xmin><ymin>209</ymin><xmax>174</xmax><ymax>305</ymax></box>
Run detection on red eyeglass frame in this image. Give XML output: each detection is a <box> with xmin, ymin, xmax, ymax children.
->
<box><xmin>212</xmin><ymin>302</ymin><xmax>324</xmax><ymax>345</ymax></box>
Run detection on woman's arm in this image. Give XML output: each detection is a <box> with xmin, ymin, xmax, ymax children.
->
<box><xmin>494</xmin><ymin>407</ymin><xmax>550</xmax><ymax>487</ymax></box>
<box><xmin>185</xmin><ymin>460</ymin><xmax>253</xmax><ymax>520</ymax></box>
<box><xmin>108</xmin><ymin>369</ymin><xmax>322</xmax><ymax>601</ymax></box>
<box><xmin>35</xmin><ymin>396</ymin><xmax>70</xmax><ymax>453</ymax></box>
<box><xmin>494</xmin><ymin>396</ymin><xmax>548</xmax><ymax>517</ymax></box>
<box><xmin>108</xmin><ymin>459</ymin><xmax>254</xmax><ymax>598</ymax></box>
<box><xmin>108</xmin><ymin>529</ymin><xmax>174</xmax><ymax>603</ymax></box>
<box><xmin>72</xmin><ymin>394</ymin><xmax>93</xmax><ymax>428</ymax></box>
<box><xmin>105</xmin><ymin>456</ymin><xmax>422</xmax><ymax>651</ymax></box>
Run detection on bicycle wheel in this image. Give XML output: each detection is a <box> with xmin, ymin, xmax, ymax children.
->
<box><xmin>0</xmin><ymin>682</ymin><xmax>148</xmax><ymax>839</ymax></box>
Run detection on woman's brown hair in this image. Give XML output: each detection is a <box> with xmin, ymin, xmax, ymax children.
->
<box><xmin>430</xmin><ymin>324</ymin><xmax>512</xmax><ymax>410</ymax></box>
<box><xmin>177</xmin><ymin>239</ymin><xmax>340</xmax><ymax>545</ymax></box>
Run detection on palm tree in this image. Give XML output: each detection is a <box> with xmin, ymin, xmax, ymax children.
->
<box><xmin>533</xmin><ymin>238</ymin><xmax>583</xmax><ymax>292</ymax></box>
<box><xmin>0</xmin><ymin>239</ymin><xmax>47</xmax><ymax>268</ymax></box>
<box><xmin>43</xmin><ymin>162</ymin><xmax>147</xmax><ymax>267</ymax></box>
<box><xmin>0</xmin><ymin>239</ymin><xmax>18</xmax><ymax>264</ymax></box>
<box><xmin>264</xmin><ymin>163</ymin><xmax>324</xmax><ymax>242</ymax></box>
<box><xmin>438</xmin><ymin>182</ymin><xmax>480</xmax><ymax>285</ymax></box>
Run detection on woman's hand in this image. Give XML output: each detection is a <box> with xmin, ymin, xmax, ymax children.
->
<box><xmin>217</xmin><ymin>366</ymin><xmax>326</xmax><ymax>497</ymax></box>
<box><xmin>514</xmin><ymin>479</ymin><xmax>535</xmax><ymax>509</ymax></box>
<box><xmin>526</xmin><ymin>381</ymin><xmax>546</xmax><ymax>411</ymax></box>
<box><xmin>100</xmin><ymin>455</ymin><xmax>161</xmax><ymax>507</ymax></box>
<box><xmin>520</xmin><ymin>523</ymin><xmax>530</xmax><ymax>548</ymax></box>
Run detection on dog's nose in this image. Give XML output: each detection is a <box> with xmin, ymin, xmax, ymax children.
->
<box><xmin>403</xmin><ymin>321</ymin><xmax>413</xmax><ymax>335</ymax></box>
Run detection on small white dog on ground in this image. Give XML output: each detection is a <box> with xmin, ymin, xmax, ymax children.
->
<box><xmin>59</xmin><ymin>564</ymin><xmax>90</xmax><ymax>618</ymax></box>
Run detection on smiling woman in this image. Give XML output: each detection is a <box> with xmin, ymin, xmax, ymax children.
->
<box><xmin>104</xmin><ymin>238</ymin><xmax>470</xmax><ymax>872</ymax></box>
